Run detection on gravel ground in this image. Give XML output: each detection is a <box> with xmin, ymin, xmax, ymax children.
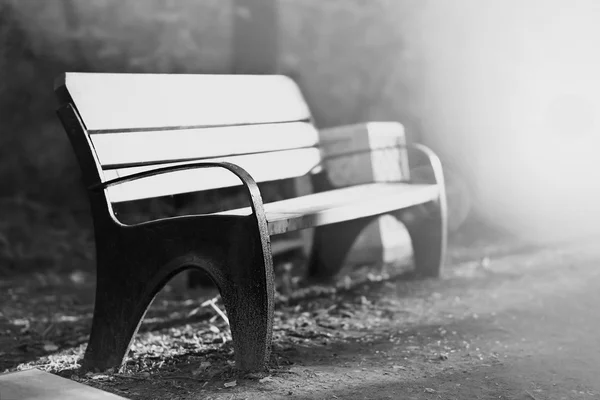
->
<box><xmin>2</xmin><ymin>220</ymin><xmax>600</xmax><ymax>399</ymax></box>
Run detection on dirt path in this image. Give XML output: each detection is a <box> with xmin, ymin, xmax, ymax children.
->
<box><xmin>2</xmin><ymin>236</ymin><xmax>600</xmax><ymax>399</ymax></box>
<box><xmin>217</xmin><ymin>240</ymin><xmax>600</xmax><ymax>400</ymax></box>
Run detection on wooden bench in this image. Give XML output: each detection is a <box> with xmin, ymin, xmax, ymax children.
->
<box><xmin>54</xmin><ymin>72</ymin><xmax>447</xmax><ymax>372</ymax></box>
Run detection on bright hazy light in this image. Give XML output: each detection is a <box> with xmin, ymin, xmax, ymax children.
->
<box><xmin>405</xmin><ymin>0</ymin><xmax>600</xmax><ymax>242</ymax></box>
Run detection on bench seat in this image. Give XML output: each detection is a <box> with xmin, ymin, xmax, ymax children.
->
<box><xmin>218</xmin><ymin>182</ymin><xmax>439</xmax><ymax>235</ymax></box>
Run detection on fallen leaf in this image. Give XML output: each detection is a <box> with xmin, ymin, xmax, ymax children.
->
<box><xmin>90</xmin><ymin>374</ymin><xmax>111</xmax><ymax>380</ymax></box>
<box><xmin>392</xmin><ymin>365</ymin><xmax>406</xmax><ymax>370</ymax></box>
<box><xmin>209</xmin><ymin>325</ymin><xmax>220</xmax><ymax>334</ymax></box>
<box><xmin>69</xmin><ymin>270</ymin><xmax>86</xmax><ymax>284</ymax></box>
<box><xmin>424</xmin><ymin>387</ymin><xmax>436</xmax><ymax>393</ymax></box>
<box><xmin>259</xmin><ymin>376</ymin><xmax>273</xmax><ymax>383</ymax></box>
<box><xmin>187</xmin><ymin>308</ymin><xmax>200</xmax><ymax>317</ymax></box>
<box><xmin>43</xmin><ymin>343</ymin><xmax>59</xmax><ymax>352</ymax></box>
<box><xmin>224</xmin><ymin>380</ymin><xmax>237</xmax><ymax>388</ymax></box>
<box><xmin>193</xmin><ymin>361</ymin><xmax>212</xmax><ymax>375</ymax></box>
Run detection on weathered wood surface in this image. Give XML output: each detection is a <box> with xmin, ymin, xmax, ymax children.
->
<box><xmin>319</xmin><ymin>121</ymin><xmax>409</xmax><ymax>186</ymax></box>
<box><xmin>0</xmin><ymin>369</ymin><xmax>128</xmax><ymax>400</ymax></box>
<box><xmin>56</xmin><ymin>72</ymin><xmax>321</xmax><ymax>202</ymax></box>
<box><xmin>103</xmin><ymin>148</ymin><xmax>321</xmax><ymax>202</ymax></box>
<box><xmin>91</xmin><ymin>122</ymin><xmax>318</xmax><ymax>168</ymax></box>
<box><xmin>56</xmin><ymin>73</ymin><xmax>310</xmax><ymax>132</ymax></box>
<box><xmin>219</xmin><ymin>182</ymin><xmax>439</xmax><ymax>235</ymax></box>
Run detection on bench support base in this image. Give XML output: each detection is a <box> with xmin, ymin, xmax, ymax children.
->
<box><xmin>395</xmin><ymin>199</ymin><xmax>447</xmax><ymax>277</ymax></box>
<box><xmin>82</xmin><ymin>214</ymin><xmax>274</xmax><ymax>373</ymax></box>
<box><xmin>306</xmin><ymin>199</ymin><xmax>447</xmax><ymax>280</ymax></box>
<box><xmin>306</xmin><ymin>217</ymin><xmax>376</xmax><ymax>281</ymax></box>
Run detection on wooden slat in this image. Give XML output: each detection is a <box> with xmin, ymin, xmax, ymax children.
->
<box><xmin>320</xmin><ymin>122</ymin><xmax>409</xmax><ymax>186</ymax></box>
<box><xmin>218</xmin><ymin>183</ymin><xmax>440</xmax><ymax>235</ymax></box>
<box><xmin>318</xmin><ymin>122</ymin><xmax>410</xmax><ymax>264</ymax></box>
<box><xmin>57</xmin><ymin>73</ymin><xmax>311</xmax><ymax>132</ymax></box>
<box><xmin>92</xmin><ymin>122</ymin><xmax>319</xmax><ymax>168</ymax></box>
<box><xmin>366</xmin><ymin>122</ymin><xmax>410</xmax><ymax>182</ymax></box>
<box><xmin>104</xmin><ymin>148</ymin><xmax>321</xmax><ymax>203</ymax></box>
<box><xmin>0</xmin><ymin>369</ymin><xmax>127</xmax><ymax>400</ymax></box>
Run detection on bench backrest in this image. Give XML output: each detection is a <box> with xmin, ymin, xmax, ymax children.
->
<box><xmin>55</xmin><ymin>73</ymin><xmax>321</xmax><ymax>203</ymax></box>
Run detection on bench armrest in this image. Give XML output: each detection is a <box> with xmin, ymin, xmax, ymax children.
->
<box><xmin>90</xmin><ymin>161</ymin><xmax>267</xmax><ymax>219</ymax></box>
<box><xmin>319</xmin><ymin>142</ymin><xmax>445</xmax><ymax>187</ymax></box>
<box><xmin>406</xmin><ymin>143</ymin><xmax>445</xmax><ymax>187</ymax></box>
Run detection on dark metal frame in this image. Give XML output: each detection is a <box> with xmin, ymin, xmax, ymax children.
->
<box><xmin>307</xmin><ymin>142</ymin><xmax>447</xmax><ymax>280</ymax></box>
<box><xmin>57</xmin><ymin>99</ymin><xmax>446</xmax><ymax>373</ymax></box>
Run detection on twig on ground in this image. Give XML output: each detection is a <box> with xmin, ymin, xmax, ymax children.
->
<box><xmin>41</xmin><ymin>323</ymin><xmax>55</xmax><ymax>338</ymax></box>
<box><xmin>158</xmin><ymin>375</ymin><xmax>204</xmax><ymax>383</ymax></box>
<box><xmin>113</xmin><ymin>373</ymin><xmax>147</xmax><ymax>381</ymax></box>
<box><xmin>201</xmin><ymin>297</ymin><xmax>230</xmax><ymax>326</ymax></box>
<box><xmin>525</xmin><ymin>390</ymin><xmax>540</xmax><ymax>400</ymax></box>
<box><xmin>272</xmin><ymin>369</ymin><xmax>300</xmax><ymax>376</ymax></box>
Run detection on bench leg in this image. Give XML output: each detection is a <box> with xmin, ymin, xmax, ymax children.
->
<box><xmin>395</xmin><ymin>199</ymin><xmax>447</xmax><ymax>277</ymax></box>
<box><xmin>82</xmin><ymin>253</ymin><xmax>159</xmax><ymax>372</ymax></box>
<box><xmin>217</xmin><ymin>231</ymin><xmax>274</xmax><ymax>372</ymax></box>
<box><xmin>81</xmin><ymin>216</ymin><xmax>274</xmax><ymax>373</ymax></box>
<box><xmin>306</xmin><ymin>217</ymin><xmax>375</xmax><ymax>281</ymax></box>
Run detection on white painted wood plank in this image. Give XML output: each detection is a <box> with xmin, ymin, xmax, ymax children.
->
<box><xmin>58</xmin><ymin>73</ymin><xmax>311</xmax><ymax>132</ymax></box>
<box><xmin>365</xmin><ymin>122</ymin><xmax>411</xmax><ymax>263</ymax></box>
<box><xmin>366</xmin><ymin>121</ymin><xmax>409</xmax><ymax>182</ymax></box>
<box><xmin>0</xmin><ymin>369</ymin><xmax>127</xmax><ymax>400</ymax></box>
<box><xmin>318</xmin><ymin>122</ymin><xmax>411</xmax><ymax>264</ymax></box>
<box><xmin>318</xmin><ymin>122</ymin><xmax>409</xmax><ymax>186</ymax></box>
<box><xmin>92</xmin><ymin>122</ymin><xmax>319</xmax><ymax>167</ymax></box>
<box><xmin>104</xmin><ymin>148</ymin><xmax>321</xmax><ymax>202</ymax></box>
<box><xmin>217</xmin><ymin>183</ymin><xmax>439</xmax><ymax>235</ymax></box>
<box><xmin>319</xmin><ymin>123</ymin><xmax>373</xmax><ymax>186</ymax></box>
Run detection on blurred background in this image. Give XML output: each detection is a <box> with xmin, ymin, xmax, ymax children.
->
<box><xmin>1</xmin><ymin>0</ymin><xmax>600</xmax><ymax>277</ymax></box>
